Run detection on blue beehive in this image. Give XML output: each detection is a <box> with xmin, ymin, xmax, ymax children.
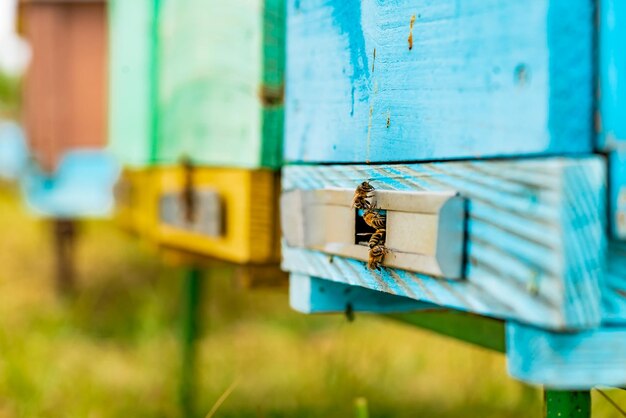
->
<box><xmin>280</xmin><ymin>0</ymin><xmax>626</xmax><ymax>391</ymax></box>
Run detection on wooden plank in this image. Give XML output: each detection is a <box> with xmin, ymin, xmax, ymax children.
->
<box><xmin>284</xmin><ymin>0</ymin><xmax>593</xmax><ymax>164</ymax></box>
<box><xmin>291</xmin><ymin>276</ymin><xmax>505</xmax><ymax>352</ymax></box>
<box><xmin>21</xmin><ymin>151</ymin><xmax>119</xmax><ymax>218</ymax></box>
<box><xmin>156</xmin><ymin>0</ymin><xmax>284</xmax><ymax>169</ymax></box>
<box><xmin>156</xmin><ymin>167</ymin><xmax>281</xmax><ymax>264</ymax></box>
<box><xmin>281</xmin><ymin>158</ymin><xmax>606</xmax><ymax>330</ymax></box>
<box><xmin>598</xmin><ymin>0</ymin><xmax>626</xmax><ymax>150</ymax></box>
<box><xmin>108</xmin><ymin>0</ymin><xmax>158</xmax><ymax>167</ymax></box>
<box><xmin>290</xmin><ymin>274</ymin><xmax>429</xmax><ymax>314</ymax></box>
<box><xmin>507</xmin><ymin>322</ymin><xmax>626</xmax><ymax>389</ymax></box>
<box><xmin>603</xmin><ymin>241</ymin><xmax>626</xmax><ymax>324</ymax></box>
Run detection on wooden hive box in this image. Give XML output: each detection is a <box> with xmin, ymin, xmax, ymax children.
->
<box><xmin>108</xmin><ymin>0</ymin><xmax>285</xmax><ymax>266</ymax></box>
<box><xmin>155</xmin><ymin>167</ymin><xmax>281</xmax><ymax>264</ymax></box>
<box><xmin>281</xmin><ymin>0</ymin><xmax>626</xmax><ymax>391</ymax></box>
<box><xmin>156</xmin><ymin>0</ymin><xmax>285</xmax><ymax>169</ymax></box>
<box><xmin>153</xmin><ymin>0</ymin><xmax>284</xmax><ymax>261</ymax></box>
<box><xmin>19</xmin><ymin>0</ymin><xmax>108</xmax><ymax>173</ymax></box>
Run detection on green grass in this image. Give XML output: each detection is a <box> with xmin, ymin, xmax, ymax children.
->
<box><xmin>0</xmin><ymin>185</ymin><xmax>624</xmax><ymax>417</ymax></box>
<box><xmin>0</xmin><ymin>72</ymin><xmax>20</xmax><ymax>118</ymax></box>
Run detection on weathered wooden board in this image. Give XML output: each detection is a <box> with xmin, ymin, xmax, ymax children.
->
<box><xmin>290</xmin><ymin>274</ymin><xmax>429</xmax><ymax>314</ymax></box>
<box><xmin>282</xmin><ymin>158</ymin><xmax>606</xmax><ymax>330</ymax></box>
<box><xmin>108</xmin><ymin>0</ymin><xmax>158</xmax><ymax>167</ymax></box>
<box><xmin>156</xmin><ymin>0</ymin><xmax>285</xmax><ymax>169</ymax></box>
<box><xmin>284</xmin><ymin>0</ymin><xmax>593</xmax><ymax>163</ymax></box>
<box><xmin>156</xmin><ymin>167</ymin><xmax>281</xmax><ymax>264</ymax></box>
<box><xmin>598</xmin><ymin>0</ymin><xmax>626</xmax><ymax>150</ymax></box>
<box><xmin>506</xmin><ymin>321</ymin><xmax>626</xmax><ymax>389</ymax></box>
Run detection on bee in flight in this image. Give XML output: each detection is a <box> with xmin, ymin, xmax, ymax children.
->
<box><xmin>368</xmin><ymin>244</ymin><xmax>389</xmax><ymax>270</ymax></box>
<box><xmin>352</xmin><ymin>181</ymin><xmax>375</xmax><ymax>210</ymax></box>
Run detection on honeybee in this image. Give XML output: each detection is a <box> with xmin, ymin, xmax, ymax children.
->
<box><xmin>368</xmin><ymin>244</ymin><xmax>389</xmax><ymax>270</ymax></box>
<box><xmin>368</xmin><ymin>228</ymin><xmax>386</xmax><ymax>249</ymax></box>
<box><xmin>180</xmin><ymin>156</ymin><xmax>196</xmax><ymax>223</ymax></box>
<box><xmin>363</xmin><ymin>208</ymin><xmax>386</xmax><ymax>230</ymax></box>
<box><xmin>352</xmin><ymin>181</ymin><xmax>375</xmax><ymax>210</ymax></box>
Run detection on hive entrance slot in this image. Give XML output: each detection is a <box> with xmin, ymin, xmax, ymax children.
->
<box><xmin>354</xmin><ymin>209</ymin><xmax>386</xmax><ymax>246</ymax></box>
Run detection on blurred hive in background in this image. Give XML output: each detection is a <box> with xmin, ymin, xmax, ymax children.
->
<box><xmin>19</xmin><ymin>0</ymin><xmax>107</xmax><ymax>173</ymax></box>
<box><xmin>109</xmin><ymin>0</ymin><xmax>285</xmax><ymax>269</ymax></box>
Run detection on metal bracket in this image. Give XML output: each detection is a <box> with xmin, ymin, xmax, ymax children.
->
<box><xmin>281</xmin><ymin>188</ymin><xmax>467</xmax><ymax>279</ymax></box>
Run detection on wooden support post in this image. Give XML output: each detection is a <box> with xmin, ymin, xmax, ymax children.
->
<box><xmin>52</xmin><ymin>218</ymin><xmax>76</xmax><ymax>295</ymax></box>
<box><xmin>544</xmin><ymin>390</ymin><xmax>591</xmax><ymax>418</ymax></box>
<box><xmin>179</xmin><ymin>266</ymin><xmax>203</xmax><ymax>418</ymax></box>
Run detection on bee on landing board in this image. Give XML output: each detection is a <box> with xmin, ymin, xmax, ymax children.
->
<box><xmin>368</xmin><ymin>244</ymin><xmax>389</xmax><ymax>270</ymax></box>
<box><xmin>352</xmin><ymin>181</ymin><xmax>375</xmax><ymax>210</ymax></box>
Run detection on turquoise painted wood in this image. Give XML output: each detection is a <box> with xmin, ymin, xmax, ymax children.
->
<box><xmin>20</xmin><ymin>151</ymin><xmax>120</xmax><ymax>218</ymax></box>
<box><xmin>507</xmin><ymin>321</ymin><xmax>626</xmax><ymax>389</ymax></box>
<box><xmin>284</xmin><ymin>0</ymin><xmax>593</xmax><ymax>164</ymax></box>
<box><xmin>290</xmin><ymin>274</ymin><xmax>430</xmax><ymax>314</ymax></box>
<box><xmin>156</xmin><ymin>0</ymin><xmax>285</xmax><ymax>169</ymax></box>
<box><xmin>598</xmin><ymin>0</ymin><xmax>626</xmax><ymax>150</ymax></box>
<box><xmin>281</xmin><ymin>158</ymin><xmax>606</xmax><ymax>330</ymax></box>
<box><xmin>108</xmin><ymin>0</ymin><xmax>158</xmax><ymax>167</ymax></box>
<box><xmin>0</xmin><ymin>122</ymin><xmax>28</xmax><ymax>180</ymax></box>
<box><xmin>608</xmin><ymin>152</ymin><xmax>626</xmax><ymax>239</ymax></box>
<box><xmin>603</xmin><ymin>241</ymin><xmax>626</xmax><ymax>324</ymax></box>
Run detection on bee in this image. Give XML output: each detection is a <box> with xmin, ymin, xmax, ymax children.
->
<box><xmin>368</xmin><ymin>228</ymin><xmax>386</xmax><ymax>249</ymax></box>
<box><xmin>363</xmin><ymin>208</ymin><xmax>386</xmax><ymax>230</ymax></box>
<box><xmin>368</xmin><ymin>244</ymin><xmax>389</xmax><ymax>270</ymax></box>
<box><xmin>180</xmin><ymin>156</ymin><xmax>196</xmax><ymax>223</ymax></box>
<box><xmin>352</xmin><ymin>181</ymin><xmax>375</xmax><ymax>210</ymax></box>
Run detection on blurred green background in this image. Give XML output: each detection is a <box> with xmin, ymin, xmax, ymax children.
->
<box><xmin>1</xmin><ymin>181</ymin><xmax>625</xmax><ymax>417</ymax></box>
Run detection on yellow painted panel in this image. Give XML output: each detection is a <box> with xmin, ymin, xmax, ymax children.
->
<box><xmin>114</xmin><ymin>168</ymin><xmax>161</xmax><ymax>239</ymax></box>
<box><xmin>156</xmin><ymin>167</ymin><xmax>280</xmax><ymax>264</ymax></box>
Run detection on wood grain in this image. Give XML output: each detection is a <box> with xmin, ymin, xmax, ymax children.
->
<box><xmin>284</xmin><ymin>0</ymin><xmax>593</xmax><ymax>163</ymax></box>
<box><xmin>282</xmin><ymin>158</ymin><xmax>606</xmax><ymax>330</ymax></box>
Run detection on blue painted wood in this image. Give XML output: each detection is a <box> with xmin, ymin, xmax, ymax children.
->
<box><xmin>20</xmin><ymin>151</ymin><xmax>120</xmax><ymax>218</ymax></box>
<box><xmin>0</xmin><ymin>122</ymin><xmax>28</xmax><ymax>181</ymax></box>
<box><xmin>284</xmin><ymin>0</ymin><xmax>593</xmax><ymax>163</ymax></box>
<box><xmin>603</xmin><ymin>241</ymin><xmax>626</xmax><ymax>324</ymax></box>
<box><xmin>507</xmin><ymin>321</ymin><xmax>626</xmax><ymax>389</ymax></box>
<box><xmin>281</xmin><ymin>158</ymin><xmax>606</xmax><ymax>330</ymax></box>
<box><xmin>290</xmin><ymin>274</ymin><xmax>431</xmax><ymax>313</ymax></box>
<box><xmin>598</xmin><ymin>0</ymin><xmax>626</xmax><ymax>150</ymax></box>
<box><xmin>608</xmin><ymin>152</ymin><xmax>626</xmax><ymax>239</ymax></box>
